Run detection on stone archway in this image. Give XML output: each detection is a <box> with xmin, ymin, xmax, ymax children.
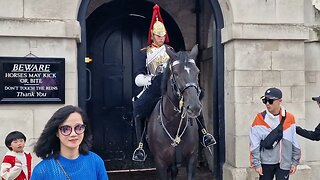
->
<box><xmin>77</xmin><ymin>0</ymin><xmax>225</xmax><ymax>178</ymax></box>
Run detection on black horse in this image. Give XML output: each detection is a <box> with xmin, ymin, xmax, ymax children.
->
<box><xmin>147</xmin><ymin>45</ymin><xmax>202</xmax><ymax>180</ymax></box>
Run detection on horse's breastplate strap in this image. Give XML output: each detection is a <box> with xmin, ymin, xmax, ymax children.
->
<box><xmin>146</xmin><ymin>45</ymin><xmax>170</xmax><ymax>75</ymax></box>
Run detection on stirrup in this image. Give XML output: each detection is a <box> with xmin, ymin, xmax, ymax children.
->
<box><xmin>132</xmin><ymin>143</ymin><xmax>147</xmax><ymax>162</ymax></box>
<box><xmin>201</xmin><ymin>129</ymin><xmax>216</xmax><ymax>147</ymax></box>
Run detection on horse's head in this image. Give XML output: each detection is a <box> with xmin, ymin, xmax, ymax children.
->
<box><xmin>165</xmin><ymin>45</ymin><xmax>202</xmax><ymax>118</ymax></box>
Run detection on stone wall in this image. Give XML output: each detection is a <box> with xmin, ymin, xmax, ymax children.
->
<box><xmin>221</xmin><ymin>0</ymin><xmax>320</xmax><ymax>179</ymax></box>
<box><xmin>0</xmin><ymin>0</ymin><xmax>319</xmax><ymax>179</ymax></box>
<box><xmin>304</xmin><ymin>1</ymin><xmax>320</xmax><ymax>180</ymax></box>
<box><xmin>0</xmin><ymin>0</ymin><xmax>81</xmax><ymax>166</ymax></box>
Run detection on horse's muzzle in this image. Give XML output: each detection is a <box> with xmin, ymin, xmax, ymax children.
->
<box><xmin>185</xmin><ymin>102</ymin><xmax>202</xmax><ymax>118</ymax></box>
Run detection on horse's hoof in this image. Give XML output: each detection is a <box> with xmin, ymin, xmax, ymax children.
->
<box><xmin>132</xmin><ymin>148</ymin><xmax>147</xmax><ymax>162</ymax></box>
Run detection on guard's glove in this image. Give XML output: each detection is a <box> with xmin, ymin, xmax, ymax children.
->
<box><xmin>135</xmin><ymin>74</ymin><xmax>153</xmax><ymax>87</ymax></box>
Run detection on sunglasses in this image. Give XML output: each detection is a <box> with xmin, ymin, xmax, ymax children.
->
<box><xmin>262</xmin><ymin>98</ymin><xmax>278</xmax><ymax>105</ymax></box>
<box><xmin>59</xmin><ymin>124</ymin><xmax>86</xmax><ymax>136</ymax></box>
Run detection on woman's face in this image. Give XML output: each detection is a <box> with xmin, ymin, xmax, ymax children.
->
<box><xmin>57</xmin><ymin>112</ymin><xmax>85</xmax><ymax>153</ymax></box>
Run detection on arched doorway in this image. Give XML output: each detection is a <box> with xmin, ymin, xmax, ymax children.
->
<box><xmin>78</xmin><ymin>0</ymin><xmax>224</xmax><ymax>178</ymax></box>
<box><xmin>84</xmin><ymin>1</ymin><xmax>184</xmax><ymax>170</ymax></box>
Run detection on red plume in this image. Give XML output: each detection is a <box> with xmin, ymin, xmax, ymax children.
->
<box><xmin>148</xmin><ymin>4</ymin><xmax>169</xmax><ymax>44</ymax></box>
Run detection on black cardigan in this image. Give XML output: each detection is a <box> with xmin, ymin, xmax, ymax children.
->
<box><xmin>296</xmin><ymin>123</ymin><xmax>320</xmax><ymax>141</ymax></box>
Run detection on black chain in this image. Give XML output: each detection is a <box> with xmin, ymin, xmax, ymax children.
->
<box><xmin>55</xmin><ymin>159</ymin><xmax>71</xmax><ymax>180</ymax></box>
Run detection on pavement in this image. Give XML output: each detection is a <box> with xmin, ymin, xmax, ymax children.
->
<box><xmin>108</xmin><ymin>166</ymin><xmax>214</xmax><ymax>180</ymax></box>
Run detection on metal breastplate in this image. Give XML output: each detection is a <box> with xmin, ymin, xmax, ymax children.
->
<box><xmin>146</xmin><ymin>45</ymin><xmax>170</xmax><ymax>75</ymax></box>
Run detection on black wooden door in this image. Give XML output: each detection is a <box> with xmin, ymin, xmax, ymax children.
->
<box><xmin>85</xmin><ymin>1</ymin><xmax>185</xmax><ymax>171</ymax></box>
<box><xmin>86</xmin><ymin>16</ymin><xmax>151</xmax><ymax>170</ymax></box>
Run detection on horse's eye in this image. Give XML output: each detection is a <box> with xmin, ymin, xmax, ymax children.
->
<box><xmin>173</xmin><ymin>71</ymin><xmax>179</xmax><ymax>77</ymax></box>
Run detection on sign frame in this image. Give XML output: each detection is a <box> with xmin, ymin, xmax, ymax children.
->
<box><xmin>0</xmin><ymin>57</ymin><xmax>65</xmax><ymax>104</ymax></box>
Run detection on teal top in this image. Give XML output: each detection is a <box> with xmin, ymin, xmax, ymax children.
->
<box><xmin>31</xmin><ymin>151</ymin><xmax>108</xmax><ymax>180</ymax></box>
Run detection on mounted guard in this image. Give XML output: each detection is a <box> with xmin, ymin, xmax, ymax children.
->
<box><xmin>132</xmin><ymin>4</ymin><xmax>216</xmax><ymax>162</ymax></box>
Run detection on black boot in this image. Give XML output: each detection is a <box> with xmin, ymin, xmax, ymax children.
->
<box><xmin>132</xmin><ymin>115</ymin><xmax>147</xmax><ymax>161</ymax></box>
<box><xmin>197</xmin><ymin>113</ymin><xmax>216</xmax><ymax>147</ymax></box>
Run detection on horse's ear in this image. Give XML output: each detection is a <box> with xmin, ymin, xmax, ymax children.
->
<box><xmin>190</xmin><ymin>44</ymin><xmax>198</xmax><ymax>59</ymax></box>
<box><xmin>165</xmin><ymin>45</ymin><xmax>176</xmax><ymax>60</ymax></box>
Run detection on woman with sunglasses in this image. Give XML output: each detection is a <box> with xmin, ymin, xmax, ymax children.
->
<box><xmin>250</xmin><ymin>87</ymin><xmax>301</xmax><ymax>180</ymax></box>
<box><xmin>30</xmin><ymin>105</ymin><xmax>108</xmax><ymax>180</ymax></box>
<box><xmin>296</xmin><ymin>96</ymin><xmax>320</xmax><ymax>141</ymax></box>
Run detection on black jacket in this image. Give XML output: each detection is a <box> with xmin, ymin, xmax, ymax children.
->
<box><xmin>296</xmin><ymin>123</ymin><xmax>320</xmax><ymax>141</ymax></box>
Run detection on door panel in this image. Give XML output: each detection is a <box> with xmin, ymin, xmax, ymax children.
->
<box><xmin>87</xmin><ymin>16</ymin><xmax>153</xmax><ymax>170</ymax></box>
<box><xmin>86</xmin><ymin>2</ymin><xmax>185</xmax><ymax>171</ymax></box>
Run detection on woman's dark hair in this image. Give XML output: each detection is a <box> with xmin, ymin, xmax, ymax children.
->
<box><xmin>5</xmin><ymin>131</ymin><xmax>26</xmax><ymax>150</ymax></box>
<box><xmin>33</xmin><ymin>105</ymin><xmax>93</xmax><ymax>159</ymax></box>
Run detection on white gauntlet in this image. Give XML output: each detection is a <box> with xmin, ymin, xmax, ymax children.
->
<box><xmin>135</xmin><ymin>74</ymin><xmax>152</xmax><ymax>87</ymax></box>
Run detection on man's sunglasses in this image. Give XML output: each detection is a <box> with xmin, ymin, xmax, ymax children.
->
<box><xmin>262</xmin><ymin>98</ymin><xmax>278</xmax><ymax>105</ymax></box>
<box><xmin>59</xmin><ymin>124</ymin><xmax>86</xmax><ymax>136</ymax></box>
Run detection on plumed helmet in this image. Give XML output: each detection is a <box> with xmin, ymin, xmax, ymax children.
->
<box><xmin>148</xmin><ymin>4</ymin><xmax>169</xmax><ymax>44</ymax></box>
<box><xmin>152</xmin><ymin>20</ymin><xmax>166</xmax><ymax>37</ymax></box>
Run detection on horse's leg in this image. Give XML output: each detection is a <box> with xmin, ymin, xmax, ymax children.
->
<box><xmin>155</xmin><ymin>158</ymin><xmax>169</xmax><ymax>180</ymax></box>
<box><xmin>170</xmin><ymin>164</ymin><xmax>178</xmax><ymax>180</ymax></box>
<box><xmin>186</xmin><ymin>154</ymin><xmax>197</xmax><ymax>180</ymax></box>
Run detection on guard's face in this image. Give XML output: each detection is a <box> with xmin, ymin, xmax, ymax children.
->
<box><xmin>317</xmin><ymin>101</ymin><xmax>320</xmax><ymax>108</ymax></box>
<box><xmin>153</xmin><ymin>34</ymin><xmax>165</xmax><ymax>46</ymax></box>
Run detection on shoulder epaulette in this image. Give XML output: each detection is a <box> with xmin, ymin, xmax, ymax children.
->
<box><xmin>140</xmin><ymin>46</ymin><xmax>148</xmax><ymax>51</ymax></box>
<box><xmin>164</xmin><ymin>44</ymin><xmax>173</xmax><ymax>50</ymax></box>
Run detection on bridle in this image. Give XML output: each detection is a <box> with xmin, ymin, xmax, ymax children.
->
<box><xmin>169</xmin><ymin>60</ymin><xmax>201</xmax><ymax>111</ymax></box>
<box><xmin>159</xmin><ymin>59</ymin><xmax>202</xmax><ymax>147</ymax></box>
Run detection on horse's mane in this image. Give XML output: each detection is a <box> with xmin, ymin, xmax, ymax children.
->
<box><xmin>160</xmin><ymin>60</ymin><xmax>171</xmax><ymax>95</ymax></box>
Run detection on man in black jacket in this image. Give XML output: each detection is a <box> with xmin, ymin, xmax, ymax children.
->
<box><xmin>296</xmin><ymin>96</ymin><xmax>320</xmax><ymax>141</ymax></box>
